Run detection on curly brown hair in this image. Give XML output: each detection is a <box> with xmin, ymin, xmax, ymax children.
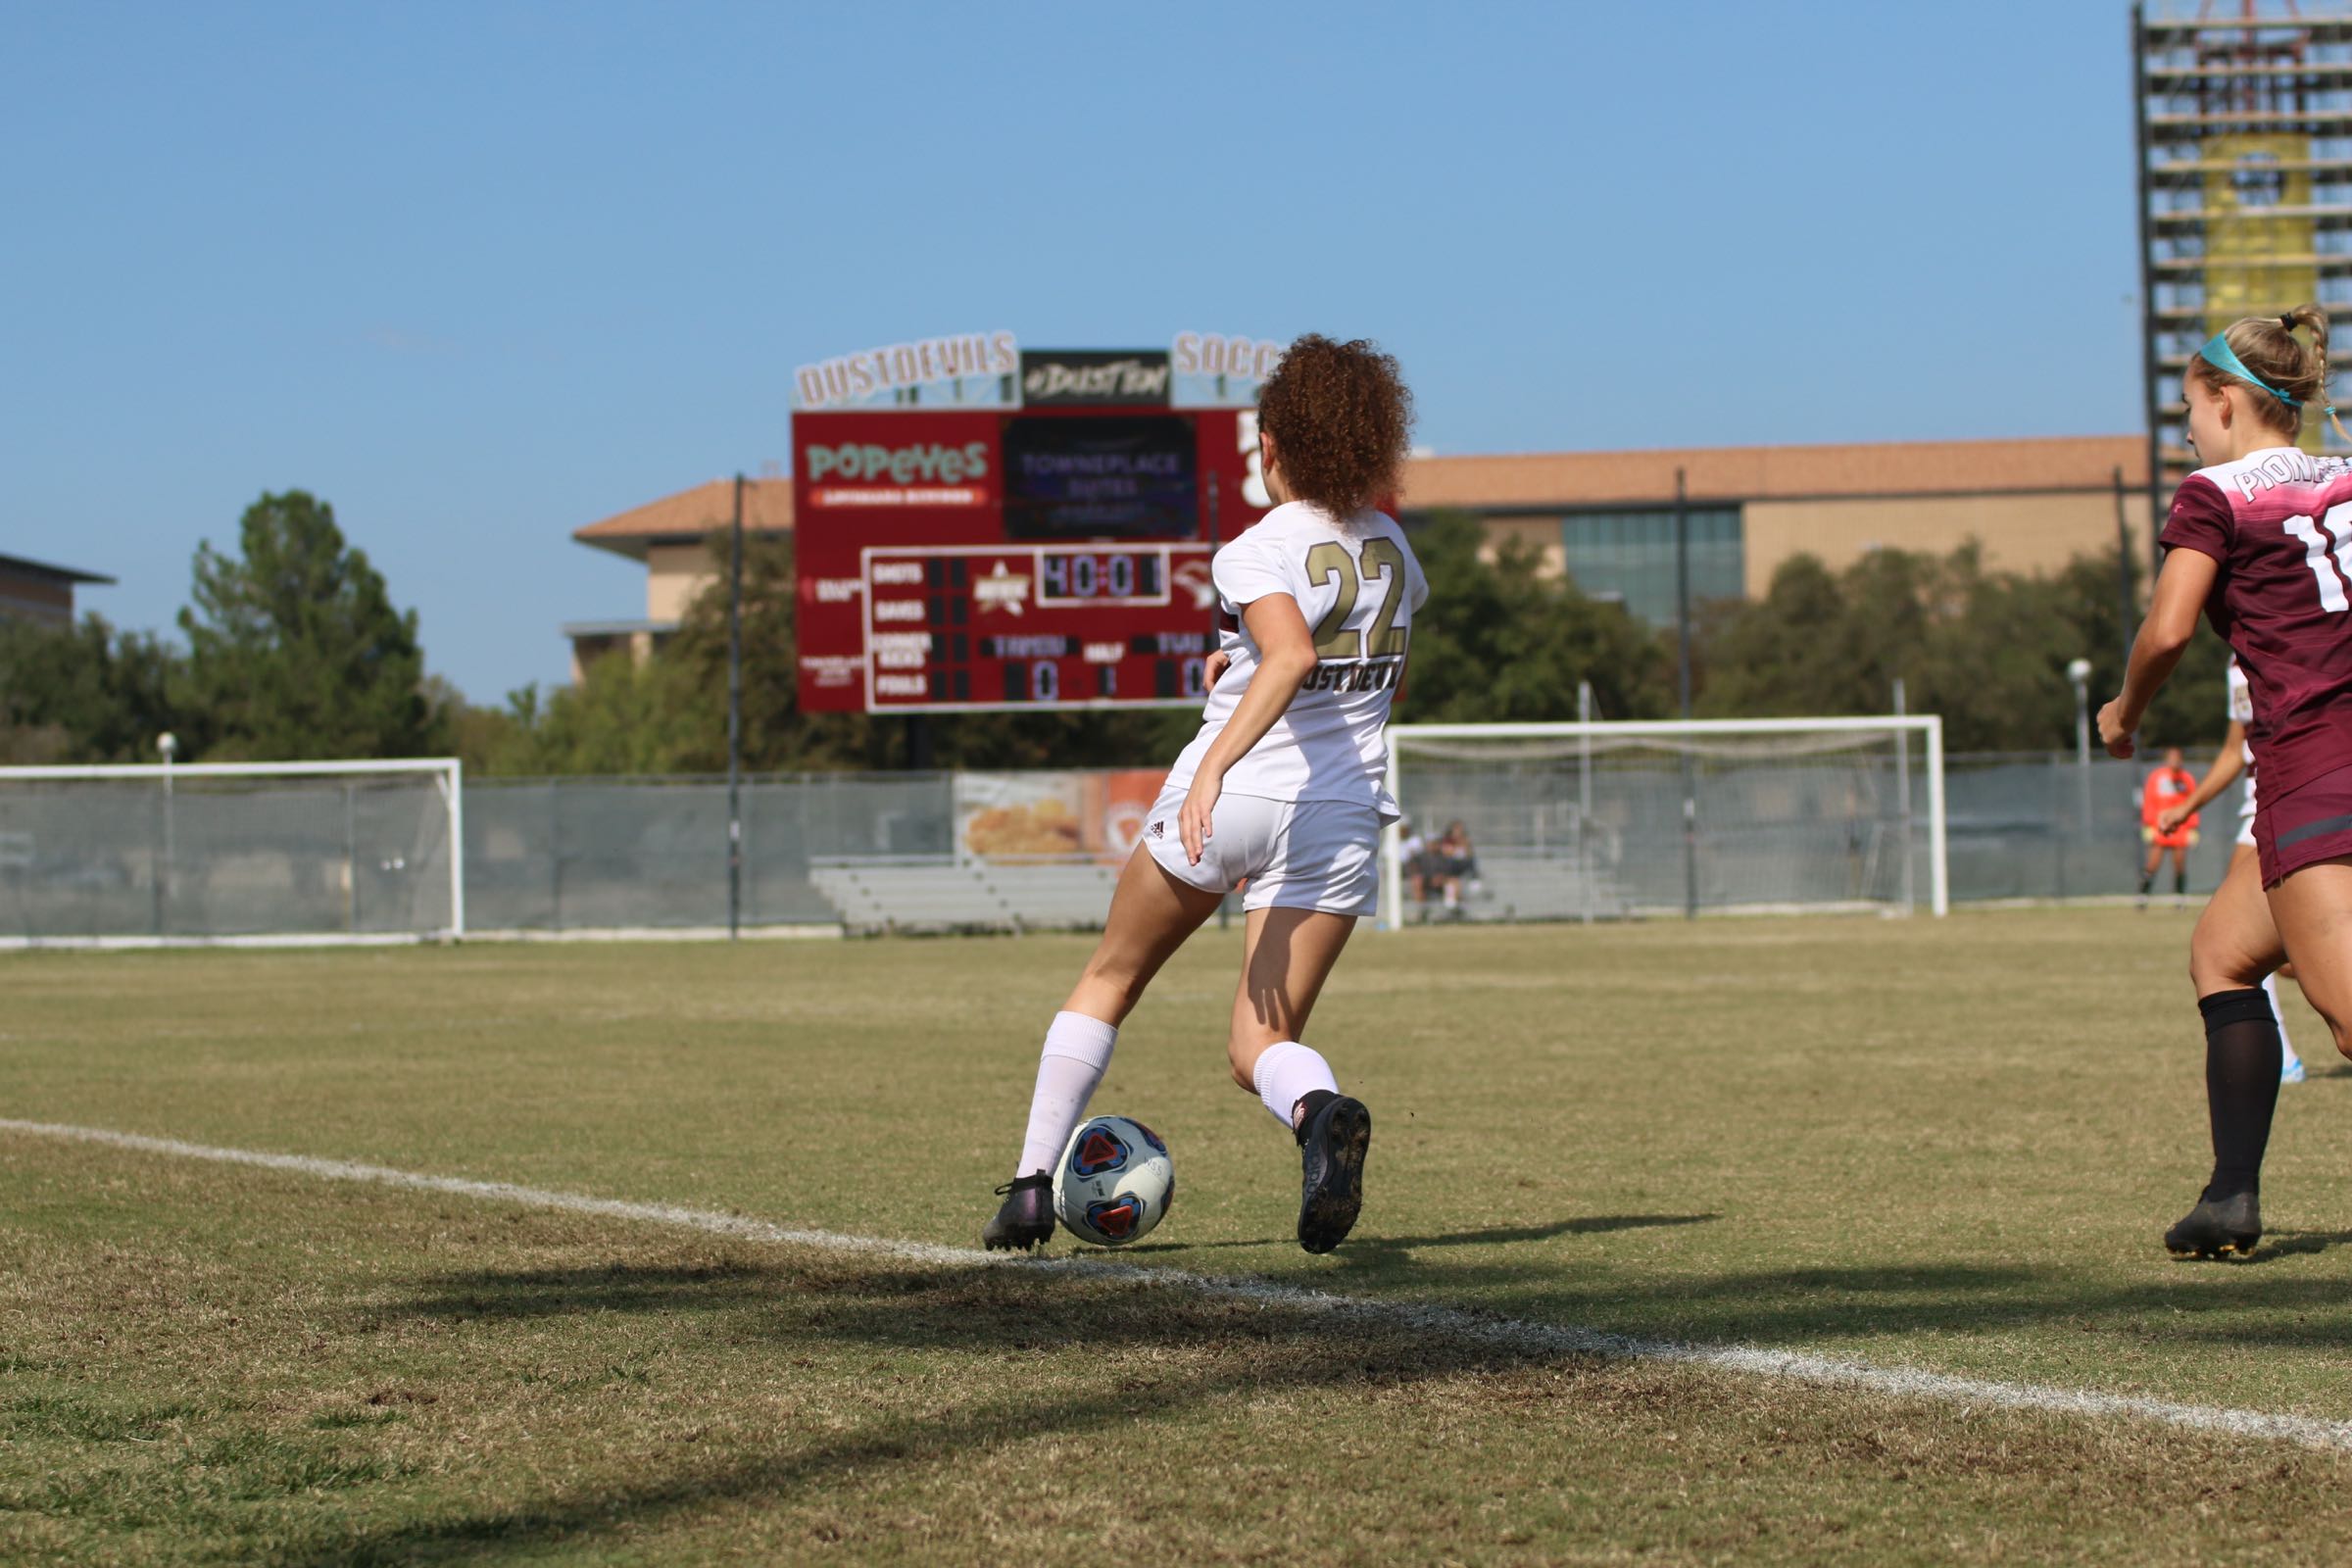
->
<box><xmin>1254</xmin><ymin>334</ymin><xmax>1414</xmax><ymax>519</ymax></box>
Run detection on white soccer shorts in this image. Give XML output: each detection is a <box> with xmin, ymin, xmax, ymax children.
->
<box><xmin>1140</xmin><ymin>785</ymin><xmax>1383</xmax><ymax>917</ymax></box>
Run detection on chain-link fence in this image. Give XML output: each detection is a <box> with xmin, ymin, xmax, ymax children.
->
<box><xmin>0</xmin><ymin>754</ymin><xmax>2237</xmax><ymax>942</ymax></box>
<box><xmin>464</xmin><ymin>773</ymin><xmax>951</xmax><ymax>931</ymax></box>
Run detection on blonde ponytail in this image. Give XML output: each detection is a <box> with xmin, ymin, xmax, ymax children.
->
<box><xmin>2282</xmin><ymin>304</ymin><xmax>2351</xmax><ymax>446</ymax></box>
<box><xmin>2195</xmin><ymin>304</ymin><xmax>2347</xmax><ymax>444</ymax></box>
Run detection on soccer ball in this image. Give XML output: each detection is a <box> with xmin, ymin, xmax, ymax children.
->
<box><xmin>1053</xmin><ymin>1115</ymin><xmax>1174</xmax><ymax>1247</ymax></box>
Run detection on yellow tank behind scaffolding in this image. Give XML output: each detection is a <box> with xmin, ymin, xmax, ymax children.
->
<box><xmin>2204</xmin><ymin>132</ymin><xmax>2323</xmax><ymax>455</ymax></box>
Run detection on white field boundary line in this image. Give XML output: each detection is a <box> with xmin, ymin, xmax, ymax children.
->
<box><xmin>7</xmin><ymin>1117</ymin><xmax>2351</xmax><ymax>1454</ymax></box>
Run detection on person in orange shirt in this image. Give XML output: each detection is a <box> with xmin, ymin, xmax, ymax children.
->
<box><xmin>2140</xmin><ymin>746</ymin><xmax>2199</xmax><ymax>908</ymax></box>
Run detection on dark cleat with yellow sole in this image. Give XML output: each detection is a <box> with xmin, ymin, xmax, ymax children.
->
<box><xmin>2164</xmin><ymin>1189</ymin><xmax>2260</xmax><ymax>1259</ymax></box>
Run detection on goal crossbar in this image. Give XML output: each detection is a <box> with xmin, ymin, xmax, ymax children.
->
<box><xmin>0</xmin><ymin>760</ymin><xmax>457</xmax><ymax>781</ymax></box>
<box><xmin>1382</xmin><ymin>716</ymin><xmax>1946</xmax><ymax>925</ymax></box>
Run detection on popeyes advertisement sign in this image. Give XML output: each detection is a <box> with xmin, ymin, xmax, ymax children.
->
<box><xmin>800</xmin><ymin>430</ymin><xmax>996</xmax><ymax>510</ymax></box>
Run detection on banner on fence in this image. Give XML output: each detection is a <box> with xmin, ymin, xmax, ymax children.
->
<box><xmin>954</xmin><ymin>770</ymin><xmax>1166</xmax><ymax>862</ymax></box>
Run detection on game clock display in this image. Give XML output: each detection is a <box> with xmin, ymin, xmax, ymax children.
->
<box><xmin>794</xmin><ymin>397</ymin><xmax>1272</xmax><ymax>713</ymax></box>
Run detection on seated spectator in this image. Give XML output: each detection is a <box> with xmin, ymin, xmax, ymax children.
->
<box><xmin>1396</xmin><ymin>819</ymin><xmax>1431</xmax><ymax>905</ymax></box>
<box><xmin>1430</xmin><ymin>820</ymin><xmax>1479</xmax><ymax>917</ymax></box>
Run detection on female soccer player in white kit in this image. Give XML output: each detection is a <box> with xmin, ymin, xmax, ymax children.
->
<box><xmin>981</xmin><ymin>335</ymin><xmax>1426</xmax><ymax>1255</ymax></box>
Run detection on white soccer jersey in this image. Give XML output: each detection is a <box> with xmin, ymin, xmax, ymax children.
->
<box><xmin>1162</xmin><ymin>501</ymin><xmax>1429</xmax><ymax>818</ymax></box>
<box><xmin>2230</xmin><ymin>657</ymin><xmax>2259</xmax><ymax>818</ymax></box>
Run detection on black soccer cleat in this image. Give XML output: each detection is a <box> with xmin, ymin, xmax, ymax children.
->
<box><xmin>1296</xmin><ymin>1095</ymin><xmax>1372</xmax><ymax>1254</ymax></box>
<box><xmin>981</xmin><ymin>1173</ymin><xmax>1056</xmax><ymax>1251</ymax></box>
<box><xmin>2164</xmin><ymin>1188</ymin><xmax>2261</xmax><ymax>1260</ymax></box>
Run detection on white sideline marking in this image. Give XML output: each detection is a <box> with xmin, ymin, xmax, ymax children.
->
<box><xmin>8</xmin><ymin>1116</ymin><xmax>2352</xmax><ymax>1454</ymax></box>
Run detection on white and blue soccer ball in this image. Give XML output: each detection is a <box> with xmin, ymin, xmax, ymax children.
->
<box><xmin>1053</xmin><ymin>1114</ymin><xmax>1174</xmax><ymax>1247</ymax></box>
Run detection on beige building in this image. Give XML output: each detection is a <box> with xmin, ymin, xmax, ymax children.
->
<box><xmin>568</xmin><ymin>433</ymin><xmax>2153</xmax><ymax>676</ymax></box>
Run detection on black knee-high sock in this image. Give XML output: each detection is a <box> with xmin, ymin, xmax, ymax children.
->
<box><xmin>2201</xmin><ymin>988</ymin><xmax>2283</xmax><ymax>1200</ymax></box>
<box><xmin>2139</xmin><ymin>868</ymin><xmax>2155</xmax><ymax>895</ymax></box>
<box><xmin>2175</xmin><ymin>865</ymin><xmax>2187</xmax><ymax>897</ymax></box>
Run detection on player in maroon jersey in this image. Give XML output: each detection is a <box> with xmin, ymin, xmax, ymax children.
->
<box><xmin>2099</xmin><ymin>302</ymin><xmax>2352</xmax><ymax>1258</ymax></box>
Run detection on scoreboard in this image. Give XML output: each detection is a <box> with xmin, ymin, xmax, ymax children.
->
<box><xmin>794</xmin><ymin>351</ymin><xmax>1274</xmax><ymax>713</ymax></box>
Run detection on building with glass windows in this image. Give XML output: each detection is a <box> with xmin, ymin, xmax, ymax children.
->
<box><xmin>1398</xmin><ymin>435</ymin><xmax>2151</xmax><ymax>629</ymax></box>
<box><xmin>2134</xmin><ymin>3</ymin><xmax>2352</xmax><ymax>493</ymax></box>
<box><xmin>566</xmin><ymin>433</ymin><xmax>2152</xmax><ymax>673</ymax></box>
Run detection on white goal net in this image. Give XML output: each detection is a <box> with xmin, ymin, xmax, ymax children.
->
<box><xmin>1381</xmin><ymin>718</ymin><xmax>1946</xmax><ymax>928</ymax></box>
<box><xmin>0</xmin><ymin>760</ymin><xmax>465</xmax><ymax>947</ymax></box>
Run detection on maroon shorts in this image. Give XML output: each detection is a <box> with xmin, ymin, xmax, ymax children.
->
<box><xmin>2255</xmin><ymin>761</ymin><xmax>2352</xmax><ymax>887</ymax></box>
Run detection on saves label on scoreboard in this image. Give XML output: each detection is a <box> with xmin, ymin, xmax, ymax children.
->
<box><xmin>794</xmin><ymin>354</ymin><xmax>1274</xmax><ymax>712</ymax></box>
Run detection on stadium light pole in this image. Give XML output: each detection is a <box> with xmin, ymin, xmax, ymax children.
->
<box><xmin>2068</xmin><ymin>657</ymin><xmax>2094</xmax><ymax>838</ymax></box>
<box><xmin>1675</xmin><ymin>467</ymin><xmax>1696</xmax><ymax>921</ymax></box>
<box><xmin>1577</xmin><ymin>680</ymin><xmax>1594</xmax><ymax>926</ymax></box>
<box><xmin>727</xmin><ymin>472</ymin><xmax>745</xmax><ymax>940</ymax></box>
<box><xmin>155</xmin><ymin>731</ymin><xmax>176</xmax><ymax>936</ymax></box>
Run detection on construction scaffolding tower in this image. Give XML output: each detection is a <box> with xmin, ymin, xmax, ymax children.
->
<box><xmin>2135</xmin><ymin>1</ymin><xmax>2352</xmax><ymax>501</ymax></box>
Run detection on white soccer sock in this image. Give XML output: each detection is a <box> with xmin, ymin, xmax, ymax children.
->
<box><xmin>1014</xmin><ymin>1011</ymin><xmax>1118</xmax><ymax>1177</ymax></box>
<box><xmin>1251</xmin><ymin>1040</ymin><xmax>1340</xmax><ymax>1130</ymax></box>
<box><xmin>2264</xmin><ymin>973</ymin><xmax>2303</xmax><ymax>1067</ymax></box>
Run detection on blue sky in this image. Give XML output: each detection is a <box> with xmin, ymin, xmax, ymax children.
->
<box><xmin>1</xmin><ymin>1</ymin><xmax>2146</xmax><ymax>703</ymax></box>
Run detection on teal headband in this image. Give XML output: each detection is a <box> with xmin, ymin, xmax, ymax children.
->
<box><xmin>2198</xmin><ymin>333</ymin><xmax>2302</xmax><ymax>409</ymax></box>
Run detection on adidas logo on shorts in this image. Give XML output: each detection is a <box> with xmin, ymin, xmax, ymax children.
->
<box><xmin>1148</xmin><ymin>820</ymin><xmax>1165</xmax><ymax>839</ymax></box>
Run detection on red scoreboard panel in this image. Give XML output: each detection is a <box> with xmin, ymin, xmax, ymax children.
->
<box><xmin>794</xmin><ymin>403</ymin><xmax>1270</xmax><ymax>712</ymax></box>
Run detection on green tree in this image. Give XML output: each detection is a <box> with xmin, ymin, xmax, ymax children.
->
<box><xmin>1694</xmin><ymin>541</ymin><xmax>2229</xmax><ymax>754</ymax></box>
<box><xmin>1402</xmin><ymin>511</ymin><xmax>1673</xmax><ymax>722</ymax></box>
<box><xmin>176</xmin><ymin>491</ymin><xmax>438</xmax><ymax>760</ymax></box>
<box><xmin>664</xmin><ymin>533</ymin><xmax>863</xmax><ymax>771</ymax></box>
<box><xmin>0</xmin><ymin>614</ymin><xmax>194</xmax><ymax>764</ymax></box>
<box><xmin>488</xmin><ymin>657</ymin><xmax>712</xmax><ymax>775</ymax></box>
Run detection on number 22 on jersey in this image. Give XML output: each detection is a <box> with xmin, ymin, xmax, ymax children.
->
<box><xmin>1303</xmin><ymin>540</ymin><xmax>1410</xmax><ymax>659</ymax></box>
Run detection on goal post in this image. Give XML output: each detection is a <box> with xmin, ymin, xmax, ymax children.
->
<box><xmin>0</xmin><ymin>758</ymin><xmax>466</xmax><ymax>948</ymax></box>
<box><xmin>1380</xmin><ymin>716</ymin><xmax>1946</xmax><ymax>929</ymax></box>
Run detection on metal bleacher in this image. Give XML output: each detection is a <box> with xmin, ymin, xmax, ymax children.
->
<box><xmin>811</xmin><ymin>849</ymin><xmax>1629</xmax><ymax>933</ymax></box>
<box><xmin>808</xmin><ymin>858</ymin><xmax>1123</xmax><ymax>934</ymax></box>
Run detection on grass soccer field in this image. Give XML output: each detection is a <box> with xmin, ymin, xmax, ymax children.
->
<box><xmin>7</xmin><ymin>909</ymin><xmax>2352</xmax><ymax>1564</ymax></box>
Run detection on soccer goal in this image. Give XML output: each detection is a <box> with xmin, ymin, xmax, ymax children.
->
<box><xmin>1381</xmin><ymin>717</ymin><xmax>1946</xmax><ymax>928</ymax></box>
<box><xmin>0</xmin><ymin>759</ymin><xmax>465</xmax><ymax>948</ymax></box>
